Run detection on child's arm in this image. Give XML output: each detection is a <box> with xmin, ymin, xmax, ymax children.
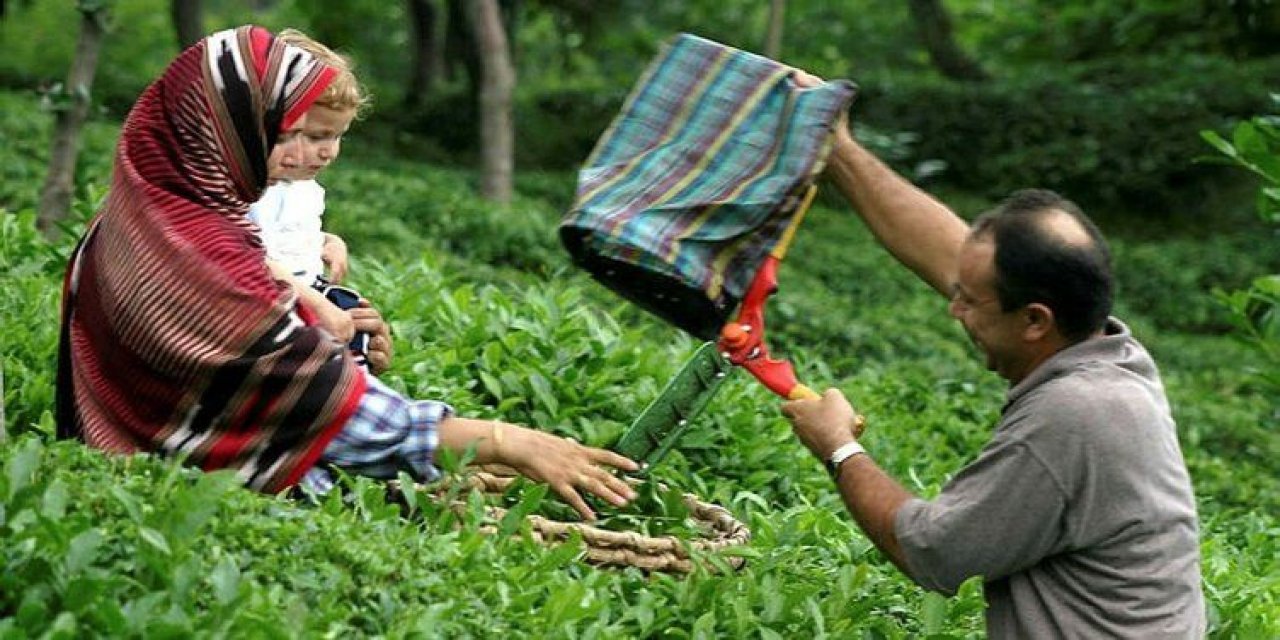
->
<box><xmin>265</xmin><ymin>259</ymin><xmax>355</xmax><ymax>342</ymax></box>
<box><xmin>321</xmin><ymin>233</ymin><xmax>349</xmax><ymax>283</ymax></box>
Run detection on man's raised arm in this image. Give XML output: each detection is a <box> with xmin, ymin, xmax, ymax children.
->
<box><xmin>794</xmin><ymin>68</ymin><xmax>969</xmax><ymax>296</ymax></box>
<box><xmin>824</xmin><ymin>126</ymin><xmax>969</xmax><ymax>297</ymax></box>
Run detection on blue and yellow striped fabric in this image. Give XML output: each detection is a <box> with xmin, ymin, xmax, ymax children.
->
<box><xmin>561</xmin><ymin>33</ymin><xmax>857</xmax><ymax>339</ymax></box>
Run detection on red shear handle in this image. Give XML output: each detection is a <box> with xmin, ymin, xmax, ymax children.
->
<box><xmin>718</xmin><ymin>255</ymin><xmax>817</xmax><ymax>400</ymax></box>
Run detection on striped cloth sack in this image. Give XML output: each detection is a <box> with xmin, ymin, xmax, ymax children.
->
<box><xmin>561</xmin><ymin>33</ymin><xmax>857</xmax><ymax>339</ymax></box>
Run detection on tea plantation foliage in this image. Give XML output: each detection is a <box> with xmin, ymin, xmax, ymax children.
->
<box><xmin>2</xmin><ymin>89</ymin><xmax>1278</xmax><ymax>637</ymax></box>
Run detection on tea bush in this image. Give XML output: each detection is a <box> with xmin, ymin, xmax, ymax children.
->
<box><xmin>1203</xmin><ymin>101</ymin><xmax>1280</xmax><ymax>395</ymax></box>
<box><xmin>855</xmin><ymin>55</ymin><xmax>1280</xmax><ymax>216</ymax></box>
<box><xmin>2</xmin><ymin>89</ymin><xmax>1276</xmax><ymax>636</ymax></box>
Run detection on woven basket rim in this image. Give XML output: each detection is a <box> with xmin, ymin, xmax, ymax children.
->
<box><xmin>395</xmin><ymin>466</ymin><xmax>751</xmax><ymax>573</ymax></box>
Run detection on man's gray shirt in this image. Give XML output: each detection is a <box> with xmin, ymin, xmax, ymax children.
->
<box><xmin>894</xmin><ymin>319</ymin><xmax>1205</xmax><ymax>637</ymax></box>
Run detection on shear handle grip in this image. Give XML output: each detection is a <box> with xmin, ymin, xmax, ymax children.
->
<box><xmin>787</xmin><ymin>384</ymin><xmax>819</xmax><ymax>400</ymax></box>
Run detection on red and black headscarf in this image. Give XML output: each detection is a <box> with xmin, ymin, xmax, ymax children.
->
<box><xmin>56</xmin><ymin>26</ymin><xmax>365</xmax><ymax>493</ymax></box>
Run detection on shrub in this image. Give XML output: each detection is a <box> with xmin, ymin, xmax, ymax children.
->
<box><xmin>854</xmin><ymin>55</ymin><xmax>1280</xmax><ymax>216</ymax></box>
<box><xmin>3</xmin><ymin>87</ymin><xmax>1277</xmax><ymax>637</ymax></box>
<box><xmin>1202</xmin><ymin>98</ymin><xmax>1280</xmax><ymax>393</ymax></box>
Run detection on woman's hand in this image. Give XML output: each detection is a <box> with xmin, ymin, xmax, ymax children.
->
<box><xmin>350</xmin><ymin>299</ymin><xmax>393</xmax><ymax>374</ymax></box>
<box><xmin>321</xmin><ymin>233</ymin><xmax>349</xmax><ymax>283</ymax></box>
<box><xmin>310</xmin><ymin>297</ymin><xmax>356</xmax><ymax>343</ymax></box>
<box><xmin>498</xmin><ymin>425</ymin><xmax>639</xmax><ymax>521</ymax></box>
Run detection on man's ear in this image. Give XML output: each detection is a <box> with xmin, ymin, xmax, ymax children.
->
<box><xmin>1022</xmin><ymin>303</ymin><xmax>1056</xmax><ymax>342</ymax></box>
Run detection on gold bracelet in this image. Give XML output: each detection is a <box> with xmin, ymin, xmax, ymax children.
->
<box><xmin>491</xmin><ymin>422</ymin><xmax>505</xmax><ymax>458</ymax></box>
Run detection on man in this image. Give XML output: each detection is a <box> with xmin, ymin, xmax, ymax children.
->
<box><xmin>782</xmin><ymin>73</ymin><xmax>1205</xmax><ymax>637</ymax></box>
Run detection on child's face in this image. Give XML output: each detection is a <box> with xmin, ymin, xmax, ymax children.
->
<box><xmin>266</xmin><ymin>105</ymin><xmax>356</xmax><ymax>183</ymax></box>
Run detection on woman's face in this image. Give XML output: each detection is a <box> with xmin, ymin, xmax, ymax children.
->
<box><xmin>266</xmin><ymin>113</ymin><xmax>310</xmax><ymax>183</ymax></box>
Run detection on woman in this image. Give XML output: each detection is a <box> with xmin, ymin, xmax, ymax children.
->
<box><xmin>56</xmin><ymin>26</ymin><xmax>635</xmax><ymax>519</ymax></box>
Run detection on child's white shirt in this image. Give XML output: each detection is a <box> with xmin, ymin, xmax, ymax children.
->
<box><xmin>248</xmin><ymin>179</ymin><xmax>327</xmax><ymax>283</ymax></box>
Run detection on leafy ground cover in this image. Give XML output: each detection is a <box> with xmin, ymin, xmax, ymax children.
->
<box><xmin>2</xmin><ymin>90</ymin><xmax>1277</xmax><ymax>637</ymax></box>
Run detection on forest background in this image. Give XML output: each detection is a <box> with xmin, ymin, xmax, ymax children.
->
<box><xmin>1</xmin><ymin>0</ymin><xmax>1278</xmax><ymax>637</ymax></box>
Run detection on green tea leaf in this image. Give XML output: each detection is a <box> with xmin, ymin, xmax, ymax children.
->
<box><xmin>7</xmin><ymin>438</ymin><xmax>42</xmax><ymax>500</ymax></box>
<box><xmin>498</xmin><ymin>482</ymin><xmax>548</xmax><ymax>537</ymax></box>
<box><xmin>479</xmin><ymin>371</ymin><xmax>504</xmax><ymax>401</ymax></box>
<box><xmin>922</xmin><ymin>591</ymin><xmax>948</xmax><ymax>633</ymax></box>
<box><xmin>40</xmin><ymin>478</ymin><xmax>68</xmax><ymax>520</ymax></box>
<box><xmin>528</xmin><ymin>373</ymin><xmax>559</xmax><ymax>416</ymax></box>
<box><xmin>210</xmin><ymin>556</ymin><xmax>241</xmax><ymax>606</ymax></box>
<box><xmin>64</xmin><ymin>529</ymin><xmax>104</xmax><ymax>574</ymax></box>
<box><xmin>138</xmin><ymin>527</ymin><xmax>171</xmax><ymax>555</ymax></box>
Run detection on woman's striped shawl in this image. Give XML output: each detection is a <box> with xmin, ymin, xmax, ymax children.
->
<box><xmin>56</xmin><ymin>26</ymin><xmax>366</xmax><ymax>493</ymax></box>
<box><xmin>561</xmin><ymin>34</ymin><xmax>857</xmax><ymax>339</ymax></box>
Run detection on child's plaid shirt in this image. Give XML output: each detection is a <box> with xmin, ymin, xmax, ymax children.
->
<box><xmin>300</xmin><ymin>374</ymin><xmax>449</xmax><ymax>495</ymax></box>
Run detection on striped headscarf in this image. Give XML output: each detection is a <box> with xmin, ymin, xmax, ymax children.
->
<box><xmin>56</xmin><ymin>26</ymin><xmax>366</xmax><ymax>493</ymax></box>
<box><xmin>562</xmin><ymin>34</ymin><xmax>857</xmax><ymax>339</ymax></box>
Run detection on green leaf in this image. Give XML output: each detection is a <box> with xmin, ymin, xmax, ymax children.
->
<box><xmin>110</xmin><ymin>486</ymin><xmax>144</xmax><ymax>524</ymax></box>
<box><xmin>209</xmin><ymin>556</ymin><xmax>241</xmax><ymax>606</ymax></box>
<box><xmin>16</xmin><ymin>589</ymin><xmax>50</xmax><ymax>633</ymax></box>
<box><xmin>717</xmin><ymin>545</ymin><xmax>762</xmax><ymax>558</ymax></box>
<box><xmin>921</xmin><ymin>591</ymin><xmax>948</xmax><ymax>633</ymax></box>
<box><xmin>397</xmin><ymin>471</ymin><xmax>419</xmax><ymax>516</ymax></box>
<box><xmin>44</xmin><ymin>611</ymin><xmax>78</xmax><ymax>640</ymax></box>
<box><xmin>7</xmin><ymin>438</ymin><xmax>42</xmax><ymax>500</ymax></box>
<box><xmin>1200</xmin><ymin>130</ymin><xmax>1237</xmax><ymax>159</ymax></box>
<box><xmin>479</xmin><ymin>371</ymin><xmax>504</xmax><ymax>401</ymax></box>
<box><xmin>63</xmin><ymin>575</ymin><xmax>106</xmax><ymax>615</ymax></box>
<box><xmin>40</xmin><ymin>479</ymin><xmax>68</xmax><ymax>520</ymax></box>
<box><xmin>1233</xmin><ymin>121</ymin><xmax>1265</xmax><ymax>158</ymax></box>
<box><xmin>498</xmin><ymin>482</ymin><xmax>549</xmax><ymax>537</ymax></box>
<box><xmin>692</xmin><ymin>611</ymin><xmax>716</xmax><ymax>638</ymax></box>
<box><xmin>64</xmin><ymin>529</ymin><xmax>104</xmax><ymax>574</ymax></box>
<box><xmin>138</xmin><ymin>526</ymin><xmax>171</xmax><ymax>555</ymax></box>
<box><xmin>528</xmin><ymin>373</ymin><xmax>559</xmax><ymax>416</ymax></box>
<box><xmin>803</xmin><ymin>597</ymin><xmax>826</xmax><ymax>636</ymax></box>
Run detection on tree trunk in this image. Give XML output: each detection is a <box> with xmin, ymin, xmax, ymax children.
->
<box><xmin>763</xmin><ymin>0</ymin><xmax>784</xmax><ymax>59</ymax></box>
<box><xmin>500</xmin><ymin>0</ymin><xmax>520</xmax><ymax>62</ymax></box>
<box><xmin>37</xmin><ymin>5</ymin><xmax>106</xmax><ymax>237</ymax></box>
<box><xmin>171</xmin><ymin>0</ymin><xmax>203</xmax><ymax>50</ymax></box>
<box><xmin>445</xmin><ymin>0</ymin><xmax>480</xmax><ymax>89</ymax></box>
<box><xmin>405</xmin><ymin>0</ymin><xmax>439</xmax><ymax>107</ymax></box>
<box><xmin>906</xmin><ymin>0</ymin><xmax>989</xmax><ymax>82</ymax></box>
<box><xmin>466</xmin><ymin>0</ymin><xmax>514</xmax><ymax>203</ymax></box>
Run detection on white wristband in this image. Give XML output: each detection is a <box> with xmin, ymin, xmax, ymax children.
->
<box><xmin>825</xmin><ymin>441</ymin><xmax>866</xmax><ymax>478</ymax></box>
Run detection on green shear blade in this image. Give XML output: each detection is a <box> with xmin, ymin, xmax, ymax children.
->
<box><xmin>613</xmin><ymin>341</ymin><xmax>732</xmax><ymax>474</ymax></box>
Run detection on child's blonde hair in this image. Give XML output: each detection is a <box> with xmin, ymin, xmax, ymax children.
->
<box><xmin>278</xmin><ymin>28</ymin><xmax>370</xmax><ymax>115</ymax></box>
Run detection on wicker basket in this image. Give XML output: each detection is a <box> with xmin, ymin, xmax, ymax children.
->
<box><xmin>397</xmin><ymin>467</ymin><xmax>751</xmax><ymax>574</ymax></box>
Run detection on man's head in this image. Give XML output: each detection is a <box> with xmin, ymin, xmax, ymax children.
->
<box><xmin>265</xmin><ymin>29</ymin><xmax>366</xmax><ymax>182</ymax></box>
<box><xmin>949</xmin><ymin>189</ymin><xmax>1113</xmax><ymax>382</ymax></box>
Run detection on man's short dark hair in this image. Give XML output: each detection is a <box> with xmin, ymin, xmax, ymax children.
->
<box><xmin>971</xmin><ymin>189</ymin><xmax>1113</xmax><ymax>343</ymax></box>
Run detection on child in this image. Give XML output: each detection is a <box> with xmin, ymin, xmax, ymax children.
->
<box><xmin>249</xmin><ymin>29</ymin><xmax>370</xmax><ymax>365</ymax></box>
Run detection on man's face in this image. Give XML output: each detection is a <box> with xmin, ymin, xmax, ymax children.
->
<box><xmin>948</xmin><ymin>237</ymin><xmax>1030</xmax><ymax>382</ymax></box>
<box><xmin>265</xmin><ymin>105</ymin><xmax>355</xmax><ymax>183</ymax></box>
